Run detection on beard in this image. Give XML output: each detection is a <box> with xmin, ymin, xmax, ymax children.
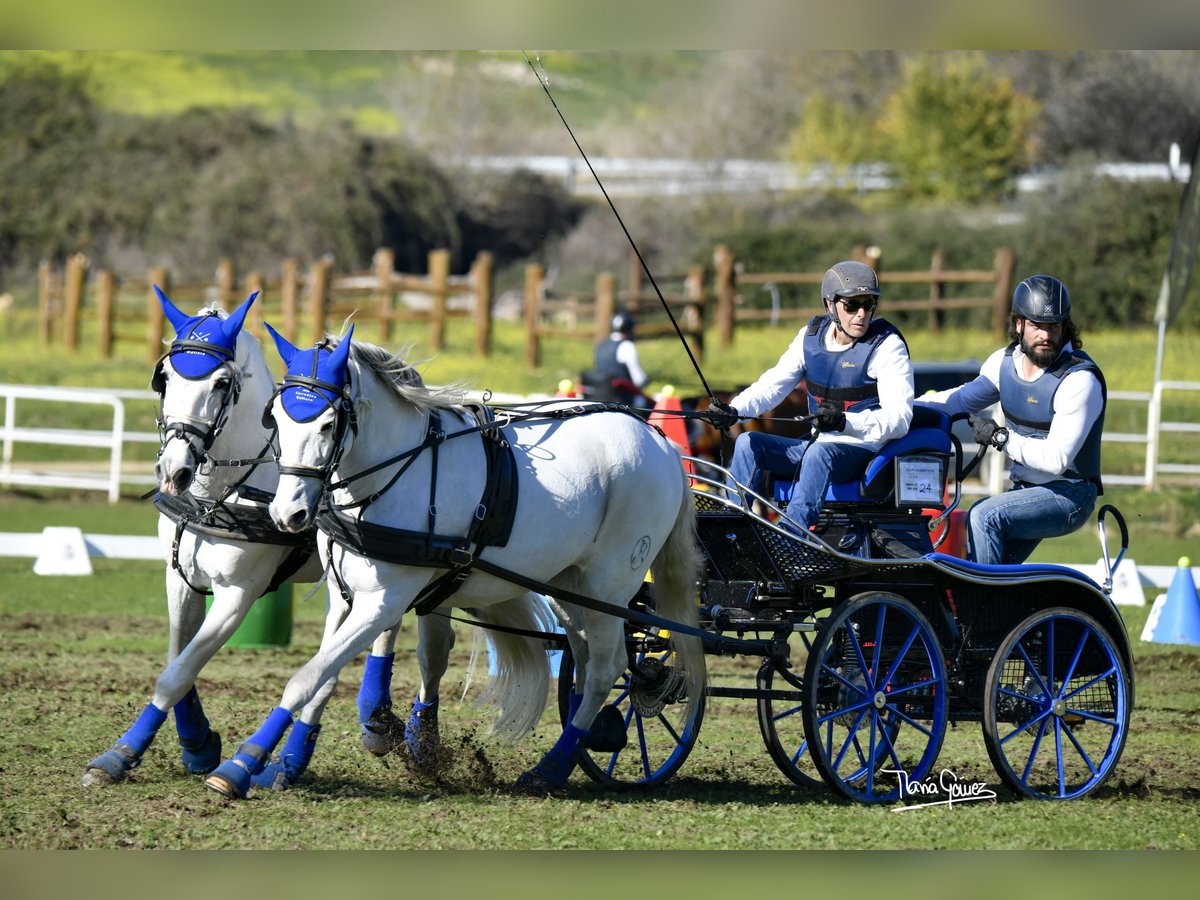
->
<box><xmin>1021</xmin><ymin>332</ymin><xmax>1062</xmax><ymax>368</ymax></box>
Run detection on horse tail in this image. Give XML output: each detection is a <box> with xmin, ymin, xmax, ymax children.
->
<box><xmin>468</xmin><ymin>591</ymin><xmax>556</xmax><ymax>741</ymax></box>
<box><xmin>649</xmin><ymin>476</ymin><xmax>707</xmax><ymax>722</ymax></box>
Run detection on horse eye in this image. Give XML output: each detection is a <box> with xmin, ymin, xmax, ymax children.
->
<box><xmin>319</xmin><ymin>419</ymin><xmax>334</xmax><ymax>433</ymax></box>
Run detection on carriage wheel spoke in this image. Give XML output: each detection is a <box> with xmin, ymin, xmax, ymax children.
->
<box><xmin>1060</xmin><ymin>718</ymin><xmax>1100</xmax><ymax>776</ymax></box>
<box><xmin>1020</xmin><ymin>716</ymin><xmax>1050</xmax><ymax>784</ymax></box>
<box><xmin>1063</xmin><ymin>667</ymin><xmax>1118</xmax><ymax>702</ymax></box>
<box><xmin>1015</xmin><ymin>642</ymin><xmax>1051</xmax><ymax>699</ymax></box>
<box><xmin>880</xmin><ymin>623</ymin><xmax>921</xmax><ymax>688</ymax></box>
<box><xmin>1062</xmin><ymin>628</ymin><xmax>1090</xmax><ymax>687</ymax></box>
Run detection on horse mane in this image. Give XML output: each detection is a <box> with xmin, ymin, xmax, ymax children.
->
<box><xmin>339</xmin><ymin>336</ymin><xmax>466</xmax><ymax>413</ymax></box>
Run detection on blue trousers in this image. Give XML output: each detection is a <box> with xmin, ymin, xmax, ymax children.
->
<box><xmin>967</xmin><ymin>479</ymin><xmax>1098</xmax><ymax>565</ymax></box>
<box><xmin>728</xmin><ymin>431</ymin><xmax>875</xmax><ymax>529</ymax></box>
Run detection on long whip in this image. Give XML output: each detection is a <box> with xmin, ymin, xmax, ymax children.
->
<box><xmin>521</xmin><ymin>51</ymin><xmax>719</xmax><ymax>404</ymax></box>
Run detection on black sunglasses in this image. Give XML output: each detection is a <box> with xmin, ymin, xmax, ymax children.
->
<box><xmin>836</xmin><ymin>296</ymin><xmax>877</xmax><ymax>315</ymax></box>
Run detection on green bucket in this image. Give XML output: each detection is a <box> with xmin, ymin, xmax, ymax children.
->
<box><xmin>206</xmin><ymin>585</ymin><xmax>294</xmax><ymax>648</ymax></box>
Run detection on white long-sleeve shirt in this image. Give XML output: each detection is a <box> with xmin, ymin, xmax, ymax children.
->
<box><xmin>729</xmin><ymin>324</ymin><xmax>914</xmax><ymax>450</ymax></box>
<box><xmin>919</xmin><ymin>343</ymin><xmax>1104</xmax><ymax>483</ymax></box>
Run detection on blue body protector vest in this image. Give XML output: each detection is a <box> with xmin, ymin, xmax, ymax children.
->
<box><xmin>594</xmin><ymin>338</ymin><xmax>632</xmax><ymax>384</ymax></box>
<box><xmin>802</xmin><ymin>315</ymin><xmax>906</xmax><ymax>415</ymax></box>
<box><xmin>998</xmin><ymin>343</ymin><xmax>1106</xmax><ymax>492</ymax></box>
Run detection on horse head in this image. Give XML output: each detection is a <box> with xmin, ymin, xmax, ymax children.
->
<box><xmin>263</xmin><ymin>322</ymin><xmax>355</xmax><ymax>533</ymax></box>
<box><xmin>153</xmin><ymin>286</ymin><xmax>260</xmax><ymax>495</ymax></box>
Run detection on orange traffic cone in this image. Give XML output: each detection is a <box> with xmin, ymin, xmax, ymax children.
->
<box><xmin>648</xmin><ymin>385</ymin><xmax>694</xmax><ymax>475</ymax></box>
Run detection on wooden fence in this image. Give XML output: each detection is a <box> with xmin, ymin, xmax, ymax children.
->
<box><xmin>712</xmin><ymin>244</ymin><xmax>1017</xmax><ymax>347</ymax></box>
<box><xmin>37</xmin><ymin>249</ymin><xmax>496</xmax><ymax>362</ymax></box>
<box><xmin>523</xmin><ymin>262</ymin><xmax>707</xmax><ymax>367</ymax></box>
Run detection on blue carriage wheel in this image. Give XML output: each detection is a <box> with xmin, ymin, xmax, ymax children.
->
<box><xmin>982</xmin><ymin>607</ymin><xmax>1131</xmax><ymax>800</ymax></box>
<box><xmin>556</xmin><ymin>634</ymin><xmax>704</xmax><ymax>789</ymax></box>
<box><xmin>801</xmin><ymin>592</ymin><xmax>949</xmax><ymax>804</ymax></box>
<box><xmin>756</xmin><ymin>627</ymin><xmax>824</xmax><ymax>790</ymax></box>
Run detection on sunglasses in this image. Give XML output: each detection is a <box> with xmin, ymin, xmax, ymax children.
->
<box><xmin>836</xmin><ymin>297</ymin><xmax>877</xmax><ymax>315</ymax></box>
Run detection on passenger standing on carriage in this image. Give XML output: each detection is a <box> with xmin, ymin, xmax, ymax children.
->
<box><xmin>708</xmin><ymin>261</ymin><xmax>914</xmax><ymax>530</ymax></box>
<box><xmin>586</xmin><ymin>311</ymin><xmax>650</xmax><ymax>408</ymax></box>
<box><xmin>916</xmin><ymin>275</ymin><xmax>1106</xmax><ymax>565</ymax></box>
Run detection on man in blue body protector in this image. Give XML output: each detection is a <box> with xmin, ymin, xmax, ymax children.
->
<box><xmin>586</xmin><ymin>311</ymin><xmax>650</xmax><ymax>408</ymax></box>
<box><xmin>708</xmin><ymin>260</ymin><xmax>914</xmax><ymax>530</ymax></box>
<box><xmin>917</xmin><ymin>275</ymin><xmax>1106</xmax><ymax>565</ymax></box>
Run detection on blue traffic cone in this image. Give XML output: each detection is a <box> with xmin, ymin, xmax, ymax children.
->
<box><xmin>1142</xmin><ymin>557</ymin><xmax>1200</xmax><ymax>646</ymax></box>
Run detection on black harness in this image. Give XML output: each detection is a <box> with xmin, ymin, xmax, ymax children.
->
<box><xmin>316</xmin><ymin>403</ymin><xmax>520</xmax><ymax>615</ymax></box>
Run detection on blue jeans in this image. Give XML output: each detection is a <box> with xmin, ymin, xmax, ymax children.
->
<box><xmin>728</xmin><ymin>431</ymin><xmax>876</xmax><ymax>529</ymax></box>
<box><xmin>967</xmin><ymin>479</ymin><xmax>1098</xmax><ymax>565</ymax></box>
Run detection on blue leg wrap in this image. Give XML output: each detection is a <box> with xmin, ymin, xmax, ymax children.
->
<box><xmin>404</xmin><ymin>694</ymin><xmax>440</xmax><ymax>764</ymax></box>
<box><xmin>207</xmin><ymin>706</ymin><xmax>292</xmax><ymax>799</ymax></box>
<box><xmin>567</xmin><ymin>691</ymin><xmax>583</xmax><ymax>723</ymax></box>
<box><xmin>121</xmin><ymin>704</ymin><xmax>169</xmax><ymax>757</ymax></box>
<box><xmin>521</xmin><ymin>723</ymin><xmax>587</xmax><ymax>789</ymax></box>
<box><xmin>357</xmin><ymin>653</ymin><xmax>395</xmax><ymax>723</ymax></box>
<box><xmin>174</xmin><ymin>687</ymin><xmax>221</xmax><ymax>774</ymax></box>
<box><xmin>251</xmin><ymin>720</ymin><xmax>321</xmax><ymax>790</ymax></box>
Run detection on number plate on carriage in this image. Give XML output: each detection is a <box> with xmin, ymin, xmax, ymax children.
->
<box><xmin>894</xmin><ymin>455</ymin><xmax>947</xmax><ymax>507</ymax></box>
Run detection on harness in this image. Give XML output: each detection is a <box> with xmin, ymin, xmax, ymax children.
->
<box><xmin>155</xmin><ymin>488</ymin><xmax>315</xmax><ymax>596</ymax></box>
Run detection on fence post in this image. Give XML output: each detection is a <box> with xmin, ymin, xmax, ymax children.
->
<box><xmin>374</xmin><ymin>248</ymin><xmax>395</xmax><ymax>344</ymax></box>
<box><xmin>928</xmin><ymin>248</ymin><xmax>946</xmax><ymax>333</ymax></box>
<box><xmin>471</xmin><ymin>251</ymin><xmax>494</xmax><ymax>357</ymax></box>
<box><xmin>38</xmin><ymin>260</ymin><xmax>53</xmax><ymax>346</ymax></box>
<box><xmin>713</xmin><ymin>244</ymin><xmax>736</xmax><ymax>348</ymax></box>
<box><xmin>280</xmin><ymin>258</ymin><xmax>299</xmax><ymax>344</ymax></box>
<box><xmin>429</xmin><ymin>249</ymin><xmax>450</xmax><ymax>351</ymax></box>
<box><xmin>96</xmin><ymin>270</ymin><xmax>116</xmax><ymax>359</ymax></box>
<box><xmin>685</xmin><ymin>264</ymin><xmax>705</xmax><ymax>362</ymax></box>
<box><xmin>992</xmin><ymin>247</ymin><xmax>1017</xmax><ymax>337</ymax></box>
<box><xmin>244</xmin><ymin>271</ymin><xmax>265</xmax><ymax>336</ymax></box>
<box><xmin>216</xmin><ymin>258</ymin><xmax>236</xmax><ymax>309</ymax></box>
<box><xmin>308</xmin><ymin>256</ymin><xmax>333</xmax><ymax>346</ymax></box>
<box><xmin>595</xmin><ymin>272</ymin><xmax>616</xmax><ymax>344</ymax></box>
<box><xmin>63</xmin><ymin>253</ymin><xmax>87</xmax><ymax>351</ymax></box>
<box><xmin>147</xmin><ymin>267</ymin><xmax>169</xmax><ymax>361</ymax></box>
<box><xmin>525</xmin><ymin>263</ymin><xmax>543</xmax><ymax>368</ymax></box>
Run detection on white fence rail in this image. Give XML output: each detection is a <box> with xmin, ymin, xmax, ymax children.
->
<box><xmin>1</xmin><ymin>384</ymin><xmax>159</xmax><ymax>502</ymax></box>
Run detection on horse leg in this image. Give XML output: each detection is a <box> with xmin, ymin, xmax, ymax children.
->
<box><xmin>515</xmin><ymin>608</ymin><xmax>625</xmax><ymax>794</ymax></box>
<box><xmin>357</xmin><ymin>629</ymin><xmax>403</xmax><ymax>757</ymax></box>
<box><xmin>206</xmin><ymin>586</ymin><xmax>402</xmax><ymax>800</ymax></box>
<box><xmin>402</xmin><ymin>612</ymin><xmax>456</xmax><ymax>766</ymax></box>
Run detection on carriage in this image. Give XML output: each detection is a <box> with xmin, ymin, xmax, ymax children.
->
<box><xmin>558</xmin><ymin>405</ymin><xmax>1133</xmax><ymax>803</ymax></box>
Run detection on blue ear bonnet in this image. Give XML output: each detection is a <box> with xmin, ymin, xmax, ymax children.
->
<box><xmin>280</xmin><ymin>343</ymin><xmax>351</xmax><ymax>423</ymax></box>
<box><xmin>169</xmin><ymin>313</ymin><xmax>236</xmax><ymax>379</ymax></box>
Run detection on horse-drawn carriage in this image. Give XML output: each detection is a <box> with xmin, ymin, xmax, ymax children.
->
<box><xmin>86</xmin><ymin>294</ymin><xmax>1132</xmax><ymax>806</ymax></box>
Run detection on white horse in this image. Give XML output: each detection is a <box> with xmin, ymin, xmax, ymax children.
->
<box><xmin>83</xmin><ymin>290</ymin><xmax>550</xmax><ymax>790</ymax></box>
<box><xmin>202</xmin><ymin>327</ymin><xmax>705</xmax><ymax>798</ymax></box>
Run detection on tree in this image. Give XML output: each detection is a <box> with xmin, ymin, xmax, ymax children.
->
<box><xmin>881</xmin><ymin>53</ymin><xmax>1040</xmax><ymax>203</ymax></box>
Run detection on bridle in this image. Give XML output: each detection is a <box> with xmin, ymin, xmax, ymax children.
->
<box><xmin>152</xmin><ymin>334</ymin><xmax>243</xmax><ymax>474</ymax></box>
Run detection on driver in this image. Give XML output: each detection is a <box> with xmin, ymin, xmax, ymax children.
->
<box><xmin>708</xmin><ymin>260</ymin><xmax>914</xmax><ymax>531</ymax></box>
<box><xmin>916</xmin><ymin>275</ymin><xmax>1106</xmax><ymax>565</ymax></box>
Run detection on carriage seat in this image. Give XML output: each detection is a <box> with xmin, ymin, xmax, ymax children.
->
<box><xmin>773</xmin><ymin>406</ymin><xmax>952</xmax><ymax>506</ymax></box>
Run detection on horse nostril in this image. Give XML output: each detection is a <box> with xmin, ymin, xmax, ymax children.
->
<box><xmin>288</xmin><ymin>510</ymin><xmax>308</xmax><ymax>531</ymax></box>
<box><xmin>173</xmin><ymin>468</ymin><xmax>193</xmax><ymax>492</ymax></box>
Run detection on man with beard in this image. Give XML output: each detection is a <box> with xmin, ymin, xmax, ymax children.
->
<box><xmin>917</xmin><ymin>275</ymin><xmax>1107</xmax><ymax>564</ymax></box>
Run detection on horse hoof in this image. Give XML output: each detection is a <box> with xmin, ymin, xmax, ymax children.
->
<box><xmin>81</xmin><ymin>744</ymin><xmax>139</xmax><ymax>787</ymax></box>
<box><xmin>405</xmin><ymin>701</ymin><xmax>440</xmax><ymax>768</ymax></box>
<box><xmin>180</xmin><ymin>728</ymin><xmax>222</xmax><ymax>774</ymax></box>
<box><xmin>204</xmin><ymin>760</ymin><xmax>251</xmax><ymax>799</ymax></box>
<box><xmin>513</xmin><ymin>769</ymin><xmax>567</xmax><ymax>798</ymax></box>
<box><xmin>582</xmin><ymin>705</ymin><xmax>628</xmax><ymax>753</ymax></box>
<box><xmin>361</xmin><ymin>707</ymin><xmax>404</xmax><ymax>757</ymax></box>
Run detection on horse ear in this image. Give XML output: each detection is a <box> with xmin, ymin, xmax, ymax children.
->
<box><xmin>328</xmin><ymin>324</ymin><xmax>354</xmax><ymax>377</ymax></box>
<box><xmin>154</xmin><ymin>284</ymin><xmax>192</xmax><ymax>334</ymax></box>
<box><xmin>264</xmin><ymin>321</ymin><xmax>298</xmax><ymax>367</ymax></box>
<box><xmin>220</xmin><ymin>291</ymin><xmax>258</xmax><ymax>344</ymax></box>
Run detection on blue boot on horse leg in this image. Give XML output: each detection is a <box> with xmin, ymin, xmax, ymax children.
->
<box><xmin>398</xmin><ymin>611</ymin><xmax>454</xmax><ymax>766</ymax></box>
<box><xmin>174</xmin><ymin>685</ymin><xmax>222</xmax><ymax>774</ymax></box>
<box><xmin>405</xmin><ymin>694</ymin><xmax>440</xmax><ymax>766</ymax></box>
<box><xmin>205</xmin><ymin>706</ymin><xmax>294</xmax><ymax>799</ymax></box>
<box><xmin>358</xmin><ymin>651</ymin><xmax>404</xmax><ymax>756</ymax></box>
<box><xmin>515</xmin><ymin>723</ymin><xmax>589</xmax><ymax>795</ymax></box>
<box><xmin>250</xmin><ymin>719</ymin><xmax>321</xmax><ymax>791</ymax></box>
<box><xmin>82</xmin><ymin>703</ymin><xmax>169</xmax><ymax>786</ymax></box>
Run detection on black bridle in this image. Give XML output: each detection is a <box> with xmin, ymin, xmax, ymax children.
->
<box><xmin>152</xmin><ymin>338</ymin><xmax>244</xmax><ymax>474</ymax></box>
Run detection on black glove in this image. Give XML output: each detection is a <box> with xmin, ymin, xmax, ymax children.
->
<box><xmin>968</xmin><ymin>415</ymin><xmax>1009</xmax><ymax>450</ymax></box>
<box><xmin>812</xmin><ymin>399</ymin><xmax>846</xmax><ymax>434</ymax></box>
<box><xmin>707</xmin><ymin>399</ymin><xmax>739</xmax><ymax>431</ymax></box>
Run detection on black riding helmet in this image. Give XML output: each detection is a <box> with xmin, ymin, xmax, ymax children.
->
<box><xmin>1012</xmin><ymin>275</ymin><xmax>1071</xmax><ymax>324</ymax></box>
<box><xmin>611</xmin><ymin>311</ymin><xmax>636</xmax><ymax>336</ymax></box>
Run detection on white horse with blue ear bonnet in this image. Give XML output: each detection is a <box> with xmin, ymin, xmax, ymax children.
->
<box><xmin>83</xmin><ymin>288</ymin><xmax>512</xmax><ymax>789</ymax></box>
<box><xmin>202</xmin><ymin>324</ymin><xmax>705</xmax><ymax>798</ymax></box>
